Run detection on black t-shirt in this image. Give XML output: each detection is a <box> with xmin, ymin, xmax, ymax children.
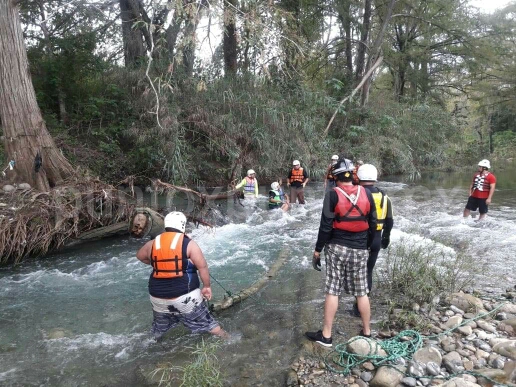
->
<box><xmin>287</xmin><ymin>168</ymin><xmax>308</xmax><ymax>188</ymax></box>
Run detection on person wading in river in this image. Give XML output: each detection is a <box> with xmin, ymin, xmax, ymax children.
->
<box><xmin>306</xmin><ymin>159</ymin><xmax>377</xmax><ymax>347</ymax></box>
<box><xmin>287</xmin><ymin>160</ymin><xmax>309</xmax><ymax>204</ymax></box>
<box><xmin>323</xmin><ymin>154</ymin><xmax>339</xmax><ymax>192</ymax></box>
<box><xmin>463</xmin><ymin>159</ymin><xmax>496</xmax><ymax>222</ymax></box>
<box><xmin>350</xmin><ymin>164</ymin><xmax>393</xmax><ymax>317</ymax></box>
<box><xmin>235</xmin><ymin>169</ymin><xmax>259</xmax><ymax>198</ymax></box>
<box><xmin>269</xmin><ymin>181</ymin><xmax>290</xmax><ymax>211</ymax></box>
<box><xmin>136</xmin><ymin>212</ymin><xmax>227</xmax><ymax>340</ymax></box>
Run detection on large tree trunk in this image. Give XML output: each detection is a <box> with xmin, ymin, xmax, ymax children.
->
<box><xmin>355</xmin><ymin>0</ymin><xmax>372</xmax><ymax>81</ymax></box>
<box><xmin>223</xmin><ymin>0</ymin><xmax>238</xmax><ymax>75</ymax></box>
<box><xmin>0</xmin><ymin>0</ymin><xmax>74</xmax><ymax>191</ymax></box>
<box><xmin>119</xmin><ymin>0</ymin><xmax>146</xmax><ymax>67</ymax></box>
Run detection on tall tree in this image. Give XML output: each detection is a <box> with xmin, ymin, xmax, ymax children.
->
<box><xmin>223</xmin><ymin>0</ymin><xmax>238</xmax><ymax>75</ymax></box>
<box><xmin>119</xmin><ymin>0</ymin><xmax>147</xmax><ymax>66</ymax></box>
<box><xmin>0</xmin><ymin>0</ymin><xmax>74</xmax><ymax>191</ymax></box>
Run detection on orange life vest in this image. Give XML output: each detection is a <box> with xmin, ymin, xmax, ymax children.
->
<box><xmin>151</xmin><ymin>232</ymin><xmax>187</xmax><ymax>279</ymax></box>
<box><xmin>333</xmin><ymin>185</ymin><xmax>370</xmax><ymax>232</ymax></box>
<box><xmin>290</xmin><ymin>167</ymin><xmax>305</xmax><ymax>183</ymax></box>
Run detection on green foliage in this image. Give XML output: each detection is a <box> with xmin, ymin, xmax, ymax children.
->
<box><xmin>492</xmin><ymin>130</ymin><xmax>516</xmax><ymax>159</ymax></box>
<box><xmin>377</xmin><ymin>237</ymin><xmax>480</xmax><ymax>309</ymax></box>
<box><xmin>152</xmin><ymin>339</ymin><xmax>224</xmax><ymax>387</ymax></box>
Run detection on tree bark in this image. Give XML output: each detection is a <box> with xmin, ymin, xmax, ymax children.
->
<box><xmin>223</xmin><ymin>0</ymin><xmax>238</xmax><ymax>75</ymax></box>
<box><xmin>119</xmin><ymin>0</ymin><xmax>146</xmax><ymax>67</ymax></box>
<box><xmin>0</xmin><ymin>0</ymin><xmax>75</xmax><ymax>191</ymax></box>
<box><xmin>355</xmin><ymin>0</ymin><xmax>372</xmax><ymax>81</ymax></box>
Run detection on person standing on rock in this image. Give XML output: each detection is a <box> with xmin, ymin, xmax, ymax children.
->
<box><xmin>350</xmin><ymin>164</ymin><xmax>394</xmax><ymax>317</ymax></box>
<box><xmin>136</xmin><ymin>211</ymin><xmax>227</xmax><ymax>340</ymax></box>
<box><xmin>463</xmin><ymin>159</ymin><xmax>496</xmax><ymax>221</ymax></box>
<box><xmin>306</xmin><ymin>159</ymin><xmax>377</xmax><ymax>347</ymax></box>
<box><xmin>287</xmin><ymin>160</ymin><xmax>309</xmax><ymax>204</ymax></box>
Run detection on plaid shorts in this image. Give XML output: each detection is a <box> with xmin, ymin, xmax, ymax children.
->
<box><xmin>151</xmin><ymin>301</ymin><xmax>219</xmax><ymax>340</ymax></box>
<box><xmin>324</xmin><ymin>243</ymin><xmax>369</xmax><ymax>296</ymax></box>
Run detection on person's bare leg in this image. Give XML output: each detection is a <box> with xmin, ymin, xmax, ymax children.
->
<box><xmin>357</xmin><ymin>295</ymin><xmax>371</xmax><ymax>335</ymax></box>
<box><xmin>322</xmin><ymin>294</ymin><xmax>339</xmax><ymax>339</ymax></box>
<box><xmin>479</xmin><ymin>212</ymin><xmax>487</xmax><ymax>220</ymax></box>
<box><xmin>463</xmin><ymin>208</ymin><xmax>470</xmax><ymax>218</ymax></box>
<box><xmin>210</xmin><ymin>326</ymin><xmax>229</xmax><ymax>339</ymax></box>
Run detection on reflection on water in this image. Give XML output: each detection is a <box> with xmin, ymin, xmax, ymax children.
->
<box><xmin>0</xmin><ymin>167</ymin><xmax>515</xmax><ymax>385</ymax></box>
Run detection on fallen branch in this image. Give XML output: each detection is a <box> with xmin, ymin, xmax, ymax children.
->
<box><xmin>323</xmin><ymin>55</ymin><xmax>384</xmax><ymax>137</ymax></box>
<box><xmin>210</xmin><ymin>248</ymin><xmax>290</xmax><ymax>312</ymax></box>
<box><xmin>152</xmin><ymin>179</ymin><xmax>239</xmax><ymax>203</ymax></box>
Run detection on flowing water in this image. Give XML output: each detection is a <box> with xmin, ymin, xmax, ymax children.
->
<box><xmin>1</xmin><ymin>167</ymin><xmax>515</xmax><ymax>386</ymax></box>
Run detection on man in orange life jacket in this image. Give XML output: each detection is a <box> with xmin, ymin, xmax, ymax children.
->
<box><xmin>351</xmin><ymin>164</ymin><xmax>394</xmax><ymax>317</ymax></box>
<box><xmin>287</xmin><ymin>159</ymin><xmax>309</xmax><ymax>204</ymax></box>
<box><xmin>136</xmin><ymin>212</ymin><xmax>227</xmax><ymax>340</ymax></box>
<box><xmin>463</xmin><ymin>159</ymin><xmax>496</xmax><ymax>221</ymax></box>
<box><xmin>305</xmin><ymin>159</ymin><xmax>377</xmax><ymax>347</ymax></box>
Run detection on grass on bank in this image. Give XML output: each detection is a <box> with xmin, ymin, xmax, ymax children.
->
<box><xmin>377</xmin><ymin>237</ymin><xmax>483</xmax><ymax>312</ymax></box>
<box><xmin>151</xmin><ymin>339</ymin><xmax>224</xmax><ymax>387</ymax></box>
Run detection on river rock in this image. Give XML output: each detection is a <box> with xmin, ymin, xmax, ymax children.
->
<box><xmin>450</xmin><ymin>305</ymin><xmax>465</xmax><ymax>315</ymax></box>
<box><xmin>504</xmin><ymin>318</ymin><xmax>516</xmax><ymax>331</ymax></box>
<box><xmin>476</xmin><ymin>320</ymin><xmax>496</xmax><ymax>333</ymax></box>
<box><xmin>458</xmin><ymin>326</ymin><xmax>473</xmax><ymax>336</ymax></box>
<box><xmin>426</xmin><ymin>361</ymin><xmax>441</xmax><ymax>376</ymax></box>
<box><xmin>401</xmin><ymin>376</ymin><xmax>417</xmax><ymax>386</ymax></box>
<box><xmin>17</xmin><ymin>183</ymin><xmax>31</xmax><ymax>190</ymax></box>
<box><xmin>449</xmin><ymin>292</ymin><xmax>484</xmax><ymax>313</ymax></box>
<box><xmin>476</xmin><ymin>349</ymin><xmax>489</xmax><ymax>359</ymax></box>
<box><xmin>443</xmin><ymin>351</ymin><xmax>463</xmax><ymax>373</ymax></box>
<box><xmin>408</xmin><ymin>360</ymin><xmax>425</xmax><ymax>377</ymax></box>
<box><xmin>286</xmin><ymin>370</ymin><xmax>298</xmax><ymax>386</ymax></box>
<box><xmin>500</xmin><ymin>303</ymin><xmax>516</xmax><ymax>314</ymax></box>
<box><xmin>445</xmin><ymin>315</ymin><xmax>463</xmax><ymax>329</ymax></box>
<box><xmin>492</xmin><ymin>340</ymin><xmax>516</xmax><ymax>360</ymax></box>
<box><xmin>498</xmin><ymin>322</ymin><xmax>515</xmax><ymax>335</ymax></box>
<box><xmin>496</xmin><ymin>312</ymin><xmax>508</xmax><ymax>321</ymax></box>
<box><xmin>369</xmin><ymin>365</ymin><xmax>405</xmax><ymax>387</ymax></box>
<box><xmin>414</xmin><ymin>346</ymin><xmax>443</xmax><ymax>366</ymax></box>
<box><xmin>440</xmin><ymin>337</ymin><xmax>457</xmax><ymax>352</ymax></box>
<box><xmin>440</xmin><ymin>377</ymin><xmax>481</xmax><ymax>387</ymax></box>
<box><xmin>474</xmin><ymin>368</ymin><xmax>507</xmax><ymax>386</ymax></box>
<box><xmin>505</xmin><ymin>360</ymin><xmax>516</xmax><ymax>383</ymax></box>
<box><xmin>2</xmin><ymin>185</ymin><xmax>15</xmax><ymax>193</ymax></box>
<box><xmin>347</xmin><ymin>337</ymin><xmax>387</xmax><ymax>357</ymax></box>
<box><xmin>360</xmin><ymin>371</ymin><xmax>373</xmax><ymax>382</ymax></box>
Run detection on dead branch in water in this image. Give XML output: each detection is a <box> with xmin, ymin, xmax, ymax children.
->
<box><xmin>0</xmin><ymin>178</ymin><xmax>135</xmax><ymax>265</ymax></box>
<box><xmin>152</xmin><ymin>179</ymin><xmax>239</xmax><ymax>204</ymax></box>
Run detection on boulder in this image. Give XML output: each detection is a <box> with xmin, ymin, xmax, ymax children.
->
<box><xmin>445</xmin><ymin>315</ymin><xmax>463</xmax><ymax>329</ymax></box>
<box><xmin>414</xmin><ymin>346</ymin><xmax>443</xmax><ymax>366</ymax></box>
<box><xmin>448</xmin><ymin>292</ymin><xmax>484</xmax><ymax>313</ymax></box>
<box><xmin>492</xmin><ymin>340</ymin><xmax>516</xmax><ymax>360</ymax></box>
<box><xmin>17</xmin><ymin>183</ymin><xmax>31</xmax><ymax>190</ymax></box>
<box><xmin>370</xmin><ymin>365</ymin><xmax>405</xmax><ymax>387</ymax></box>
<box><xmin>2</xmin><ymin>185</ymin><xmax>15</xmax><ymax>193</ymax></box>
<box><xmin>476</xmin><ymin>320</ymin><xmax>496</xmax><ymax>333</ymax></box>
<box><xmin>347</xmin><ymin>337</ymin><xmax>387</xmax><ymax>357</ymax></box>
<box><xmin>441</xmin><ymin>377</ymin><xmax>481</xmax><ymax>387</ymax></box>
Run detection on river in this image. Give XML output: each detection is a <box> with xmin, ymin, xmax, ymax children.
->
<box><xmin>0</xmin><ymin>167</ymin><xmax>515</xmax><ymax>386</ymax></box>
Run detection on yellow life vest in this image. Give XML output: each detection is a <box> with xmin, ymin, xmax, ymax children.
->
<box><xmin>371</xmin><ymin>191</ymin><xmax>388</xmax><ymax>231</ymax></box>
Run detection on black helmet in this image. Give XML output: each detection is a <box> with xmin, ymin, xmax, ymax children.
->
<box><xmin>332</xmin><ymin>158</ymin><xmax>354</xmax><ymax>175</ymax></box>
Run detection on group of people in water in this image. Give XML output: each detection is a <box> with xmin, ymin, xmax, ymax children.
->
<box><xmin>136</xmin><ymin>157</ymin><xmax>497</xmax><ymax>346</ymax></box>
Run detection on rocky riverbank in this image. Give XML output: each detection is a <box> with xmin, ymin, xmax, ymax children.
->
<box><xmin>289</xmin><ymin>289</ymin><xmax>516</xmax><ymax>387</ymax></box>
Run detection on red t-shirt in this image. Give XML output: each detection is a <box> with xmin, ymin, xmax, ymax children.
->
<box><xmin>471</xmin><ymin>172</ymin><xmax>496</xmax><ymax>199</ymax></box>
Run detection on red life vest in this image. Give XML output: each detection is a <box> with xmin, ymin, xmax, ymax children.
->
<box><xmin>290</xmin><ymin>167</ymin><xmax>305</xmax><ymax>183</ymax></box>
<box><xmin>333</xmin><ymin>185</ymin><xmax>370</xmax><ymax>232</ymax></box>
<box><xmin>151</xmin><ymin>232</ymin><xmax>187</xmax><ymax>279</ymax></box>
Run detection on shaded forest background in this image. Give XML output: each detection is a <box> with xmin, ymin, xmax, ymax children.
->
<box><xmin>3</xmin><ymin>0</ymin><xmax>516</xmax><ymax>187</ymax></box>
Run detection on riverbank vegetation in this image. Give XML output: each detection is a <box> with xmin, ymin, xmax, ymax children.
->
<box><xmin>2</xmin><ymin>0</ymin><xmax>516</xmax><ymax>188</ymax></box>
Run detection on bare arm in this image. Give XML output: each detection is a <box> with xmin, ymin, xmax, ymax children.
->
<box><xmin>136</xmin><ymin>240</ymin><xmax>153</xmax><ymax>265</ymax></box>
<box><xmin>235</xmin><ymin>178</ymin><xmax>245</xmax><ymax>190</ymax></box>
<box><xmin>187</xmin><ymin>240</ymin><xmax>213</xmax><ymax>299</ymax></box>
<box><xmin>487</xmin><ymin>183</ymin><xmax>496</xmax><ymax>204</ymax></box>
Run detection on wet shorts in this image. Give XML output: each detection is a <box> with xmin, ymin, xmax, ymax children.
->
<box><xmin>324</xmin><ymin>243</ymin><xmax>369</xmax><ymax>297</ymax></box>
<box><xmin>465</xmin><ymin>196</ymin><xmax>488</xmax><ymax>214</ymax></box>
<box><xmin>150</xmin><ymin>290</ymin><xmax>219</xmax><ymax>339</ymax></box>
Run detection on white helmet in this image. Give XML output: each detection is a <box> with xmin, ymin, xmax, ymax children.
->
<box><xmin>247</xmin><ymin>169</ymin><xmax>256</xmax><ymax>176</ymax></box>
<box><xmin>164</xmin><ymin>211</ymin><xmax>187</xmax><ymax>233</ymax></box>
<box><xmin>271</xmin><ymin>182</ymin><xmax>280</xmax><ymax>190</ymax></box>
<box><xmin>478</xmin><ymin>159</ymin><xmax>491</xmax><ymax>169</ymax></box>
<box><xmin>331</xmin><ymin>155</ymin><xmax>339</xmax><ymax>160</ymax></box>
<box><xmin>292</xmin><ymin>160</ymin><xmax>300</xmax><ymax>166</ymax></box>
<box><xmin>357</xmin><ymin>164</ymin><xmax>378</xmax><ymax>182</ymax></box>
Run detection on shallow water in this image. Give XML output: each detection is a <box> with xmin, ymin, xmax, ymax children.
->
<box><xmin>0</xmin><ymin>167</ymin><xmax>515</xmax><ymax>386</ymax></box>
